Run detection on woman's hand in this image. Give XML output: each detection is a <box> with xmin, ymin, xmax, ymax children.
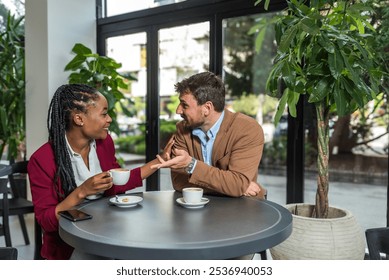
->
<box><xmin>78</xmin><ymin>171</ymin><xmax>113</xmax><ymax>198</ymax></box>
<box><xmin>56</xmin><ymin>171</ymin><xmax>114</xmax><ymax>219</ymax></box>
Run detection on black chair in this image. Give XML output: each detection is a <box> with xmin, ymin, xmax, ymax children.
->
<box><xmin>7</xmin><ymin>160</ymin><xmax>34</xmax><ymax>246</ymax></box>
<box><xmin>365</xmin><ymin>227</ymin><xmax>389</xmax><ymax>260</ymax></box>
<box><xmin>0</xmin><ymin>164</ymin><xmax>13</xmax><ymax>247</ymax></box>
<box><xmin>0</xmin><ymin>247</ymin><xmax>18</xmax><ymax>260</ymax></box>
<box><xmin>0</xmin><ymin>161</ymin><xmax>43</xmax><ymax>259</ymax></box>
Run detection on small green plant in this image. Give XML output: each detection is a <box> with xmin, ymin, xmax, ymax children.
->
<box><xmin>64</xmin><ymin>43</ymin><xmax>137</xmax><ymax>136</ymax></box>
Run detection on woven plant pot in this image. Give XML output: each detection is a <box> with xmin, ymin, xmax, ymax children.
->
<box><xmin>270</xmin><ymin>203</ymin><xmax>365</xmax><ymax>260</ymax></box>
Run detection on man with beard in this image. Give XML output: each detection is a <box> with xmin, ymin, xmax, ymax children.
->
<box><xmin>153</xmin><ymin>71</ymin><xmax>266</xmax><ymax>199</ymax></box>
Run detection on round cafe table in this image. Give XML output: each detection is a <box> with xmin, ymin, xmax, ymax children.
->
<box><xmin>59</xmin><ymin>191</ymin><xmax>292</xmax><ymax>259</ymax></box>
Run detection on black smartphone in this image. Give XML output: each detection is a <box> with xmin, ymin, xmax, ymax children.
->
<box><xmin>59</xmin><ymin>209</ymin><xmax>93</xmax><ymax>222</ymax></box>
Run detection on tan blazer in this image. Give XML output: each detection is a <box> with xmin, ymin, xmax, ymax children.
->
<box><xmin>171</xmin><ymin>109</ymin><xmax>265</xmax><ymax>198</ymax></box>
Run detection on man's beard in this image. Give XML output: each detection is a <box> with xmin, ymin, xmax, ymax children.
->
<box><xmin>182</xmin><ymin>116</ymin><xmax>202</xmax><ymax>130</ymax></box>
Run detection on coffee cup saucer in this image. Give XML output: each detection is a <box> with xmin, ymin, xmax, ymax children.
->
<box><xmin>176</xmin><ymin>197</ymin><xmax>209</xmax><ymax>209</ymax></box>
<box><xmin>109</xmin><ymin>195</ymin><xmax>143</xmax><ymax>208</ymax></box>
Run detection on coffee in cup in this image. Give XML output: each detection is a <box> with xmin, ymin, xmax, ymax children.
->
<box><xmin>109</xmin><ymin>168</ymin><xmax>130</xmax><ymax>185</ymax></box>
<box><xmin>182</xmin><ymin>187</ymin><xmax>203</xmax><ymax>204</ymax></box>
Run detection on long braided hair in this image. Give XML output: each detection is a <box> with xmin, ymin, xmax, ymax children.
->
<box><xmin>47</xmin><ymin>84</ymin><xmax>100</xmax><ymax>198</ymax></box>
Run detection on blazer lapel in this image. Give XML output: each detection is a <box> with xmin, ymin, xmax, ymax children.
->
<box><xmin>212</xmin><ymin>109</ymin><xmax>235</xmax><ymax>164</ymax></box>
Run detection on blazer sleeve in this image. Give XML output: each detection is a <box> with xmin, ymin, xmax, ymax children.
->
<box><xmin>190</xmin><ymin>123</ymin><xmax>263</xmax><ymax>197</ymax></box>
<box><xmin>28</xmin><ymin>144</ymin><xmax>62</xmax><ymax>233</ymax></box>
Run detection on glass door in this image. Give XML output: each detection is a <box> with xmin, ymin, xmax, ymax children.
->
<box><xmin>106</xmin><ymin>32</ymin><xmax>148</xmax><ymax>190</ymax></box>
<box><xmin>158</xmin><ymin>22</ymin><xmax>210</xmax><ymax>190</ymax></box>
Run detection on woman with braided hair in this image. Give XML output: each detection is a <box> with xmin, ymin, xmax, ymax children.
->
<box><xmin>28</xmin><ymin>84</ymin><xmax>173</xmax><ymax>259</ymax></box>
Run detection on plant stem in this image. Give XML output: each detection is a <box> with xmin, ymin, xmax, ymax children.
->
<box><xmin>314</xmin><ymin>101</ymin><xmax>330</xmax><ymax>218</ymax></box>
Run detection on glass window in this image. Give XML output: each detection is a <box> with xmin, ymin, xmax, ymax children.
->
<box><xmin>304</xmin><ymin>99</ymin><xmax>388</xmax><ymax>231</ymax></box>
<box><xmin>105</xmin><ymin>0</ymin><xmax>186</xmax><ymax>17</ymax></box>
<box><xmin>106</xmin><ymin>33</ymin><xmax>147</xmax><ymax>180</ymax></box>
<box><xmin>158</xmin><ymin>22</ymin><xmax>210</xmax><ymax>189</ymax></box>
<box><xmin>222</xmin><ymin>13</ymin><xmax>286</xmax><ymax>206</ymax></box>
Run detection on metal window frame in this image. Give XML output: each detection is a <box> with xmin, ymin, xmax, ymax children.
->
<box><xmin>95</xmin><ymin>0</ymin><xmax>303</xmax><ymax>202</ymax></box>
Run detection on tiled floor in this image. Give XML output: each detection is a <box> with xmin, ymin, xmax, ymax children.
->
<box><xmin>0</xmin><ymin>213</ymin><xmax>35</xmax><ymax>260</ymax></box>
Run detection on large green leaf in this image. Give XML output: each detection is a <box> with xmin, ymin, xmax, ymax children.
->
<box><xmin>300</xmin><ymin>18</ymin><xmax>320</xmax><ymax>35</ymax></box>
<box><xmin>328</xmin><ymin>47</ymin><xmax>344</xmax><ymax>79</ymax></box>
<box><xmin>71</xmin><ymin>43</ymin><xmax>92</xmax><ymax>55</ymax></box>
<box><xmin>340</xmin><ymin>76</ymin><xmax>365</xmax><ymax>108</ymax></box>
<box><xmin>64</xmin><ymin>54</ymin><xmax>87</xmax><ymax>71</ymax></box>
<box><xmin>333</xmin><ymin>82</ymin><xmax>348</xmax><ymax>116</ymax></box>
<box><xmin>274</xmin><ymin>88</ymin><xmax>289</xmax><ymax>125</ymax></box>
<box><xmin>255</xmin><ymin>27</ymin><xmax>267</xmax><ymax>53</ymax></box>
<box><xmin>287</xmin><ymin>89</ymin><xmax>300</xmax><ymax>117</ymax></box>
<box><xmin>308</xmin><ymin>77</ymin><xmax>331</xmax><ymax>103</ymax></box>
<box><xmin>279</xmin><ymin>24</ymin><xmax>298</xmax><ymax>52</ymax></box>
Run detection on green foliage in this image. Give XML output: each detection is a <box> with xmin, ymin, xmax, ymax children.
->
<box><xmin>115</xmin><ymin>120</ymin><xmax>177</xmax><ymax>154</ymax></box>
<box><xmin>232</xmin><ymin>94</ymin><xmax>259</xmax><ymax>117</ymax></box>
<box><xmin>0</xmin><ymin>13</ymin><xmax>25</xmax><ymax>160</ymax></box>
<box><xmin>115</xmin><ymin>134</ymin><xmax>145</xmax><ymax>155</ymax></box>
<box><xmin>262</xmin><ymin>135</ymin><xmax>287</xmax><ymax>166</ymax></box>
<box><xmin>256</xmin><ymin>0</ymin><xmax>386</xmax><ymax>218</ymax></box>
<box><xmin>166</xmin><ymin>95</ymin><xmax>179</xmax><ymax>116</ymax></box>
<box><xmin>368</xmin><ymin>0</ymin><xmax>389</xmax><ymax>95</ymax></box>
<box><xmin>224</xmin><ymin>14</ymin><xmax>277</xmax><ymax>97</ymax></box>
<box><xmin>64</xmin><ymin>43</ymin><xmax>137</xmax><ymax>136</ymax></box>
<box><xmin>259</xmin><ymin>0</ymin><xmax>384</xmax><ymax>126</ymax></box>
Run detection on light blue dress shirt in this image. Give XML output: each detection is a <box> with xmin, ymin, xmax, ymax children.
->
<box><xmin>191</xmin><ymin>111</ymin><xmax>225</xmax><ymax>171</ymax></box>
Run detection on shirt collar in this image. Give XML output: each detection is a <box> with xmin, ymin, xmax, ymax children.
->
<box><xmin>65</xmin><ymin>135</ymin><xmax>96</xmax><ymax>157</ymax></box>
<box><xmin>192</xmin><ymin>110</ymin><xmax>225</xmax><ymax>141</ymax></box>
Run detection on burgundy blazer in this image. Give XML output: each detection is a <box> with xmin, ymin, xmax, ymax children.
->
<box><xmin>28</xmin><ymin>134</ymin><xmax>142</xmax><ymax>260</ymax></box>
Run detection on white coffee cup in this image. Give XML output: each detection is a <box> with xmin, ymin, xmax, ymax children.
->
<box><xmin>109</xmin><ymin>168</ymin><xmax>130</xmax><ymax>185</ymax></box>
<box><xmin>182</xmin><ymin>187</ymin><xmax>203</xmax><ymax>204</ymax></box>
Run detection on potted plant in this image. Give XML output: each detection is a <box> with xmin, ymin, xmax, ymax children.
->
<box><xmin>255</xmin><ymin>0</ymin><xmax>386</xmax><ymax>259</ymax></box>
<box><xmin>0</xmin><ymin>13</ymin><xmax>25</xmax><ymax>161</ymax></box>
<box><xmin>64</xmin><ymin>43</ymin><xmax>137</xmax><ymax>137</ymax></box>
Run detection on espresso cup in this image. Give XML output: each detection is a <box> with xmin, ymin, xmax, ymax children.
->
<box><xmin>182</xmin><ymin>187</ymin><xmax>203</xmax><ymax>204</ymax></box>
<box><xmin>109</xmin><ymin>168</ymin><xmax>130</xmax><ymax>185</ymax></box>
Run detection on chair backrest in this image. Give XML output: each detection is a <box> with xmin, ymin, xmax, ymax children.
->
<box><xmin>11</xmin><ymin>160</ymin><xmax>44</xmax><ymax>259</ymax></box>
<box><xmin>0</xmin><ymin>178</ymin><xmax>11</xmax><ymax>246</ymax></box>
<box><xmin>365</xmin><ymin>227</ymin><xmax>389</xmax><ymax>260</ymax></box>
<box><xmin>8</xmin><ymin>160</ymin><xmax>29</xmax><ymax>198</ymax></box>
<box><xmin>0</xmin><ymin>247</ymin><xmax>18</xmax><ymax>260</ymax></box>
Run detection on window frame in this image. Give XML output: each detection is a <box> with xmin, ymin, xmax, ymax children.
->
<box><xmin>96</xmin><ymin>0</ymin><xmax>297</xmax><ymax>194</ymax></box>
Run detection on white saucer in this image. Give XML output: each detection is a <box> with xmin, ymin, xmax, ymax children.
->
<box><xmin>109</xmin><ymin>195</ymin><xmax>143</xmax><ymax>208</ymax></box>
<box><xmin>176</xmin><ymin>197</ymin><xmax>209</xmax><ymax>209</ymax></box>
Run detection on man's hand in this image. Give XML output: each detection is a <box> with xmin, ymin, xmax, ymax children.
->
<box><xmin>160</xmin><ymin>134</ymin><xmax>175</xmax><ymax>161</ymax></box>
<box><xmin>243</xmin><ymin>181</ymin><xmax>262</xmax><ymax>197</ymax></box>
<box><xmin>151</xmin><ymin>148</ymin><xmax>192</xmax><ymax>170</ymax></box>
